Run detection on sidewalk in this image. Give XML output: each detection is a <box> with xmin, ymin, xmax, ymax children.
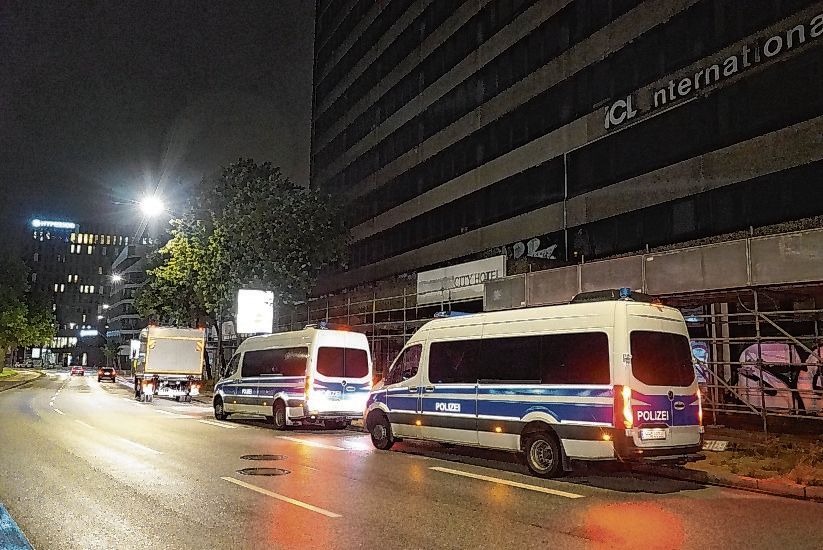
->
<box><xmin>0</xmin><ymin>369</ymin><xmax>43</xmax><ymax>393</ymax></box>
<box><xmin>630</xmin><ymin>426</ymin><xmax>823</xmax><ymax>502</ymax></box>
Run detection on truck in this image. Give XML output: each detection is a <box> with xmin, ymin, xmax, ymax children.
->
<box><xmin>134</xmin><ymin>326</ymin><xmax>205</xmax><ymax>403</ymax></box>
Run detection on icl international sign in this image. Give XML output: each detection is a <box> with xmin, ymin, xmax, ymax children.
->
<box><xmin>417</xmin><ymin>256</ymin><xmax>506</xmax><ymax>305</ymax></box>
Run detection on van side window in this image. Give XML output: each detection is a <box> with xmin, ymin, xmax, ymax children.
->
<box><xmin>386</xmin><ymin>345</ymin><xmax>421</xmax><ymax>385</ymax></box>
<box><xmin>225</xmin><ymin>354</ymin><xmax>240</xmax><ymax>378</ymax></box>
<box><xmin>242</xmin><ymin>347</ymin><xmax>309</xmax><ymax>377</ymax></box>
<box><xmin>429</xmin><ymin>340</ymin><xmax>481</xmax><ymax>383</ymax></box>
<box><xmin>429</xmin><ymin>333</ymin><xmax>610</xmax><ymax>384</ymax></box>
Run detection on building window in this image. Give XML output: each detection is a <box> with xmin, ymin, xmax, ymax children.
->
<box><xmin>87</xmin><ymin>245</ymin><xmax>93</xmax><ymax>254</ymax></box>
<box><xmin>33</xmin><ymin>252</ymin><xmax>39</xmax><ymax>262</ymax></box>
<box><xmin>106</xmin><ymin>235</ymin><xmax>111</xmax><ymax>245</ymax></box>
<box><xmin>82</xmin><ymin>314</ymin><xmax>86</xmax><ymax>322</ymax></box>
<box><xmin>31</xmin><ymin>273</ymin><xmax>37</xmax><ymax>282</ymax></box>
<box><xmin>53</xmin><ymin>283</ymin><xmax>58</xmax><ymax>292</ymax></box>
<box><xmin>98</xmin><ymin>266</ymin><xmax>103</xmax><ymax>275</ymax></box>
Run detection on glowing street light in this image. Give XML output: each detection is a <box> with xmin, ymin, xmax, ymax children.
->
<box><xmin>102</xmin><ymin>304</ymin><xmax>110</xmax><ymax>310</ymax></box>
<box><xmin>139</xmin><ymin>195</ymin><xmax>165</xmax><ymax>217</ymax></box>
<box><xmin>111</xmin><ymin>274</ymin><xmax>123</xmax><ymax>283</ymax></box>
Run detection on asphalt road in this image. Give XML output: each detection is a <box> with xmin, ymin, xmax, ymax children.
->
<box><xmin>1</xmin><ymin>371</ymin><xmax>821</xmax><ymax>550</ymax></box>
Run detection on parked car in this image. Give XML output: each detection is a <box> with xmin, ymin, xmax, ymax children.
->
<box><xmin>97</xmin><ymin>367</ymin><xmax>116</xmax><ymax>382</ymax></box>
<box><xmin>70</xmin><ymin>366</ymin><xmax>85</xmax><ymax>376</ymax></box>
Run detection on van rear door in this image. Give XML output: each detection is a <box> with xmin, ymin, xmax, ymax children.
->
<box><xmin>628</xmin><ymin>329</ymin><xmax>701</xmax><ymax>449</ymax></box>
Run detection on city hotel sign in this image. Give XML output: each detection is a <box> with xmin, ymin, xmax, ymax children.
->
<box><xmin>604</xmin><ymin>12</ymin><xmax>823</xmax><ymax>130</ymax></box>
<box><xmin>417</xmin><ymin>255</ymin><xmax>506</xmax><ymax>305</ymax></box>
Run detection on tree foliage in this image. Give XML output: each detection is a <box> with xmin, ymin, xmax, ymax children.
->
<box><xmin>136</xmin><ymin>158</ymin><xmax>348</xmax><ymax>329</ymax></box>
<box><xmin>0</xmin><ymin>254</ymin><xmax>56</xmax><ymax>367</ymax></box>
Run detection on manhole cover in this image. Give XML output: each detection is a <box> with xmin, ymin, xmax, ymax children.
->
<box><xmin>240</xmin><ymin>454</ymin><xmax>287</xmax><ymax>461</ymax></box>
<box><xmin>237</xmin><ymin>467</ymin><xmax>291</xmax><ymax>476</ymax></box>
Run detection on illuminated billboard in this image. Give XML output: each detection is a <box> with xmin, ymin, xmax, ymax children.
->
<box><xmin>236</xmin><ymin>289</ymin><xmax>274</xmax><ymax>334</ymax></box>
<box><xmin>31</xmin><ymin>219</ymin><xmax>77</xmax><ymax>230</ymax></box>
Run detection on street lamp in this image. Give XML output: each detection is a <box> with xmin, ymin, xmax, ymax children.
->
<box><xmin>111</xmin><ymin>274</ymin><xmax>123</xmax><ymax>283</ymax></box>
<box><xmin>139</xmin><ymin>195</ymin><xmax>165</xmax><ymax>218</ymax></box>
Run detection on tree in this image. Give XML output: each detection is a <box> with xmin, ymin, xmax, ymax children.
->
<box><xmin>100</xmin><ymin>338</ymin><xmax>121</xmax><ymax>368</ymax></box>
<box><xmin>0</xmin><ymin>255</ymin><xmax>56</xmax><ymax>370</ymax></box>
<box><xmin>135</xmin><ymin>158</ymin><xmax>348</xmax><ymax>377</ymax></box>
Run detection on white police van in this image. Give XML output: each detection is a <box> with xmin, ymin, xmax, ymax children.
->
<box><xmin>214</xmin><ymin>325</ymin><xmax>372</xmax><ymax>429</ymax></box>
<box><xmin>365</xmin><ymin>289</ymin><xmax>703</xmax><ymax>477</ymax></box>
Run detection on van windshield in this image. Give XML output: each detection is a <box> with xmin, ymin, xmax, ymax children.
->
<box><xmin>316</xmin><ymin>347</ymin><xmax>369</xmax><ymax>378</ymax></box>
<box><xmin>630</xmin><ymin>331</ymin><xmax>695</xmax><ymax>387</ymax></box>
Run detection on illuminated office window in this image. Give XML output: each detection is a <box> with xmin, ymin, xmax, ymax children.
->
<box><xmin>89</xmin><ymin>285</ymin><xmax>94</xmax><ymax>293</ymax></box>
<box><xmin>98</xmin><ymin>266</ymin><xmax>103</xmax><ymax>275</ymax></box>
<box><xmin>106</xmin><ymin>235</ymin><xmax>111</xmax><ymax>245</ymax></box>
<box><xmin>53</xmin><ymin>283</ymin><xmax>58</xmax><ymax>292</ymax></box>
<box><xmin>52</xmin><ymin>304</ymin><xmax>56</xmax><ymax>312</ymax></box>
<box><xmin>60</xmin><ymin>284</ymin><xmax>65</xmax><ymax>292</ymax></box>
<box><xmin>33</xmin><ymin>252</ymin><xmax>39</xmax><ymax>262</ymax></box>
<box><xmin>87</xmin><ymin>245</ymin><xmax>93</xmax><ymax>254</ymax></box>
<box><xmin>67</xmin><ymin>275</ymin><xmax>71</xmax><ymax>282</ymax></box>
<box><xmin>82</xmin><ymin>314</ymin><xmax>86</xmax><ymax>322</ymax></box>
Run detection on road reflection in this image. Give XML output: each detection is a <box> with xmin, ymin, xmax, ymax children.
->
<box><xmin>580</xmin><ymin>502</ymin><xmax>685</xmax><ymax>549</ymax></box>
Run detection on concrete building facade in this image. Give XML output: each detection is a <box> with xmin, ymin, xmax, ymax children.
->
<box><xmin>311</xmin><ymin>0</ymin><xmax>823</xmax><ymax>292</ymax></box>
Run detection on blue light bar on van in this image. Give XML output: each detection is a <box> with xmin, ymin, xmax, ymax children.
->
<box><xmin>571</xmin><ymin>289</ymin><xmax>658</xmax><ymax>304</ymax></box>
<box><xmin>433</xmin><ymin>311</ymin><xmax>472</xmax><ymax>318</ymax></box>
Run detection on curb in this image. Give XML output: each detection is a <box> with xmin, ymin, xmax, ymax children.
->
<box><xmin>0</xmin><ymin>371</ymin><xmax>44</xmax><ymax>393</ymax></box>
<box><xmin>628</xmin><ymin>463</ymin><xmax>822</xmax><ymax>503</ymax></box>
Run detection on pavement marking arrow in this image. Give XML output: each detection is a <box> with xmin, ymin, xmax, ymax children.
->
<box><xmin>429</xmin><ymin>466</ymin><xmax>585</xmax><ymax>499</ymax></box>
<box><xmin>221</xmin><ymin>477</ymin><xmax>341</xmax><ymax>518</ymax></box>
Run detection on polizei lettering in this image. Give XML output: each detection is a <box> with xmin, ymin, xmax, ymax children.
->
<box><xmin>637</xmin><ymin>410</ymin><xmax>670</xmax><ymax>422</ymax></box>
<box><xmin>435</xmin><ymin>402</ymin><xmax>461</xmax><ymax>413</ymax></box>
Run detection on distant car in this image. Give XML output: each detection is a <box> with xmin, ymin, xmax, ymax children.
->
<box><xmin>97</xmin><ymin>367</ymin><xmax>116</xmax><ymax>382</ymax></box>
<box><xmin>70</xmin><ymin>366</ymin><xmax>84</xmax><ymax>376</ymax></box>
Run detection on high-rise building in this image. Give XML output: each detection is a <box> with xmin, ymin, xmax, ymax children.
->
<box><xmin>311</xmin><ymin>0</ymin><xmax>823</xmax><ymax>292</ymax></box>
<box><xmin>106</xmin><ymin>243</ymin><xmax>156</xmax><ymax>363</ymax></box>
<box><xmin>22</xmin><ymin>218</ymin><xmax>155</xmax><ymax>366</ymax></box>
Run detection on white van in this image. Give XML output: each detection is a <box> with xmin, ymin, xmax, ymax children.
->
<box><xmin>214</xmin><ymin>325</ymin><xmax>372</xmax><ymax>429</ymax></box>
<box><xmin>365</xmin><ymin>289</ymin><xmax>703</xmax><ymax>477</ymax></box>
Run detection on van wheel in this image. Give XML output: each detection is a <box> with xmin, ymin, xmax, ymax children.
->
<box><xmin>273</xmin><ymin>401</ymin><xmax>288</xmax><ymax>431</ymax></box>
<box><xmin>523</xmin><ymin>432</ymin><xmax>563</xmax><ymax>478</ymax></box>
<box><xmin>214</xmin><ymin>397</ymin><xmax>228</xmax><ymax>420</ymax></box>
<box><xmin>368</xmin><ymin>412</ymin><xmax>394</xmax><ymax>450</ymax></box>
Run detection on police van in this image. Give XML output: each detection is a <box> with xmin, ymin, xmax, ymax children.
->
<box><xmin>214</xmin><ymin>325</ymin><xmax>372</xmax><ymax>429</ymax></box>
<box><xmin>364</xmin><ymin>289</ymin><xmax>703</xmax><ymax>477</ymax></box>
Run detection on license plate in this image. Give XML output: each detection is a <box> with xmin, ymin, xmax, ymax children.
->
<box><xmin>640</xmin><ymin>428</ymin><xmax>668</xmax><ymax>440</ymax></box>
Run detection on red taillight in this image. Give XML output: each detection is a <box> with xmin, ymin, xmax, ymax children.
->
<box><xmin>304</xmin><ymin>375</ymin><xmax>312</xmax><ymax>400</ymax></box>
<box><xmin>614</xmin><ymin>385</ymin><xmax>633</xmax><ymax>429</ymax></box>
<box><xmin>697</xmin><ymin>388</ymin><xmax>703</xmax><ymax>426</ymax></box>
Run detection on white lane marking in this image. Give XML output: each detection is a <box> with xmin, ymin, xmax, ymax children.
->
<box><xmin>221</xmin><ymin>477</ymin><xmax>341</xmax><ymax>518</ymax></box>
<box><xmin>154</xmin><ymin>410</ymin><xmax>196</xmax><ymax>418</ymax></box>
<box><xmin>198</xmin><ymin>420</ymin><xmax>237</xmax><ymax>429</ymax></box>
<box><xmin>277</xmin><ymin>436</ymin><xmax>346</xmax><ymax>451</ymax></box>
<box><xmin>117</xmin><ymin>437</ymin><xmax>162</xmax><ymax>455</ymax></box>
<box><xmin>429</xmin><ymin>466</ymin><xmax>585</xmax><ymax>499</ymax></box>
<box><xmin>75</xmin><ymin>420</ymin><xmax>94</xmax><ymax>429</ymax></box>
<box><xmin>53</xmin><ymin>408</ymin><xmax>65</xmax><ymax>415</ymax></box>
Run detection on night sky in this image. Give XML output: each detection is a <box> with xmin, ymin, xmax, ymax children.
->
<box><xmin>0</xmin><ymin>1</ymin><xmax>314</xmax><ymax>238</ymax></box>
